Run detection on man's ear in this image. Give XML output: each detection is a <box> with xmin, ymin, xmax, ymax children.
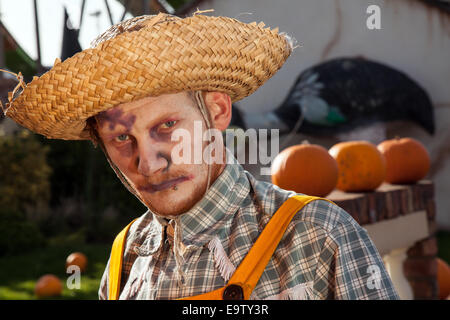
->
<box><xmin>203</xmin><ymin>91</ymin><xmax>232</xmax><ymax>131</ymax></box>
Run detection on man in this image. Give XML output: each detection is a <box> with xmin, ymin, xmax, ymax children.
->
<box><xmin>4</xmin><ymin>12</ymin><xmax>399</xmax><ymax>300</ymax></box>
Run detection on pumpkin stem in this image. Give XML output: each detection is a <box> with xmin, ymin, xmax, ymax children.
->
<box><xmin>301</xmin><ymin>140</ymin><xmax>310</xmax><ymax>145</ymax></box>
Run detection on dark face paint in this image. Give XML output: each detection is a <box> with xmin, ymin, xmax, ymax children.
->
<box><xmin>135</xmin><ymin>151</ymin><xmax>171</xmax><ymax>173</ymax></box>
<box><xmin>137</xmin><ymin>176</ymin><xmax>191</xmax><ymax>193</ymax></box>
<box><xmin>97</xmin><ymin>108</ymin><xmax>137</xmax><ymax>131</ymax></box>
<box><xmin>159</xmin><ymin>152</ymin><xmax>171</xmax><ymax>172</ymax></box>
<box><xmin>149</xmin><ymin>123</ymin><xmax>175</xmax><ymax>143</ymax></box>
<box><xmin>96</xmin><ymin>108</ymin><xmax>137</xmax><ymax>158</ymax></box>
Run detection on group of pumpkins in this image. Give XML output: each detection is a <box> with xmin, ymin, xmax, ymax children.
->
<box><xmin>271</xmin><ymin>137</ymin><xmax>431</xmax><ymax>197</ymax></box>
<box><xmin>34</xmin><ymin>252</ymin><xmax>88</xmax><ymax>298</ymax></box>
<box><xmin>271</xmin><ymin>137</ymin><xmax>450</xmax><ymax>300</ymax></box>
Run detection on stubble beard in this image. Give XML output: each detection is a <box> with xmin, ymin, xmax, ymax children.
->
<box><xmin>139</xmin><ymin>161</ymin><xmax>224</xmax><ymax>217</ymax></box>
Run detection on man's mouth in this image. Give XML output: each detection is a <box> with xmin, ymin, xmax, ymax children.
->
<box><xmin>137</xmin><ymin>176</ymin><xmax>193</xmax><ymax>193</ymax></box>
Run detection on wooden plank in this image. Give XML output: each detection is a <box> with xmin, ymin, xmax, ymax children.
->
<box><xmin>362</xmin><ymin>210</ymin><xmax>429</xmax><ymax>256</ymax></box>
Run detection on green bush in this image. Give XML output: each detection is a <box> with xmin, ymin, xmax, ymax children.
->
<box><xmin>0</xmin><ymin>211</ymin><xmax>44</xmax><ymax>256</ymax></box>
<box><xmin>0</xmin><ymin>130</ymin><xmax>51</xmax><ymax>214</ymax></box>
<box><xmin>37</xmin><ymin>136</ymin><xmax>146</xmax><ymax>243</ymax></box>
<box><xmin>0</xmin><ymin>125</ymin><xmax>146</xmax><ymax>250</ymax></box>
<box><xmin>0</xmin><ymin>130</ymin><xmax>51</xmax><ymax>255</ymax></box>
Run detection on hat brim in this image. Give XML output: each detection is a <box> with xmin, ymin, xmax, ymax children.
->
<box><xmin>5</xmin><ymin>14</ymin><xmax>293</xmax><ymax>140</ymax></box>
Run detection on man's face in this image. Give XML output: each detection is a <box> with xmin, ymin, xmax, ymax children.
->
<box><xmin>95</xmin><ymin>91</ymin><xmax>228</xmax><ymax>216</ymax></box>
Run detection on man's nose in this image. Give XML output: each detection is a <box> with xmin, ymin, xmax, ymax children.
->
<box><xmin>136</xmin><ymin>145</ymin><xmax>169</xmax><ymax>176</ymax></box>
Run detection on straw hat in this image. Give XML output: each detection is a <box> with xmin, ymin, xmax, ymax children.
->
<box><xmin>3</xmin><ymin>12</ymin><xmax>294</xmax><ymax>140</ymax></box>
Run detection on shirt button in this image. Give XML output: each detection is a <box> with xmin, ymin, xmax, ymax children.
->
<box><xmin>223</xmin><ymin>284</ymin><xmax>244</xmax><ymax>300</ymax></box>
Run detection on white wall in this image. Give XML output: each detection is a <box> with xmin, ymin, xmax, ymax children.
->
<box><xmin>195</xmin><ymin>0</ymin><xmax>450</xmax><ymax>228</ymax></box>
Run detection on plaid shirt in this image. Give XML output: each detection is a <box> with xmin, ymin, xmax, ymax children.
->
<box><xmin>98</xmin><ymin>149</ymin><xmax>399</xmax><ymax>300</ymax></box>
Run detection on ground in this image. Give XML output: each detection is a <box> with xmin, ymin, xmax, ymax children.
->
<box><xmin>0</xmin><ymin>239</ymin><xmax>110</xmax><ymax>300</ymax></box>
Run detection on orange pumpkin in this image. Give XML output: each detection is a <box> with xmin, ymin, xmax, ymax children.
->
<box><xmin>329</xmin><ymin>140</ymin><xmax>386</xmax><ymax>192</ymax></box>
<box><xmin>66</xmin><ymin>252</ymin><xmax>88</xmax><ymax>273</ymax></box>
<box><xmin>35</xmin><ymin>274</ymin><xmax>62</xmax><ymax>298</ymax></box>
<box><xmin>377</xmin><ymin>137</ymin><xmax>430</xmax><ymax>184</ymax></box>
<box><xmin>271</xmin><ymin>142</ymin><xmax>338</xmax><ymax>197</ymax></box>
<box><xmin>437</xmin><ymin>257</ymin><xmax>450</xmax><ymax>300</ymax></box>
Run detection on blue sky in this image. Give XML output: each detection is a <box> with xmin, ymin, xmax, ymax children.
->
<box><xmin>0</xmin><ymin>0</ymin><xmax>133</xmax><ymax>67</ymax></box>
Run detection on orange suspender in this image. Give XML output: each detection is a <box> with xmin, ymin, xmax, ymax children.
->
<box><xmin>108</xmin><ymin>195</ymin><xmax>334</xmax><ymax>300</ymax></box>
<box><xmin>108</xmin><ymin>218</ymin><xmax>138</xmax><ymax>300</ymax></box>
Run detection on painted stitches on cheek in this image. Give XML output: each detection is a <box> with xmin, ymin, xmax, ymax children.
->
<box><xmin>97</xmin><ymin>108</ymin><xmax>137</xmax><ymax>132</ymax></box>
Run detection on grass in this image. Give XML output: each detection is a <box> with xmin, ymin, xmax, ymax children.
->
<box><xmin>0</xmin><ymin>239</ymin><xmax>111</xmax><ymax>300</ymax></box>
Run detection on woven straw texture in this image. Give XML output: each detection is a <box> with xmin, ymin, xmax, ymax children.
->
<box><xmin>4</xmin><ymin>13</ymin><xmax>293</xmax><ymax>140</ymax></box>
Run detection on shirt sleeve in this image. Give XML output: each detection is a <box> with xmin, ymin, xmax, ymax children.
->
<box><xmin>98</xmin><ymin>258</ymin><xmax>110</xmax><ymax>300</ymax></box>
<box><xmin>312</xmin><ymin>219</ymin><xmax>400</xmax><ymax>300</ymax></box>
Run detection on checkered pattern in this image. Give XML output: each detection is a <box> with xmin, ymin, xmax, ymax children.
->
<box><xmin>98</xmin><ymin>149</ymin><xmax>399</xmax><ymax>300</ymax></box>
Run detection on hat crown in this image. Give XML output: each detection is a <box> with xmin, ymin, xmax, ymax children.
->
<box><xmin>90</xmin><ymin>13</ymin><xmax>179</xmax><ymax>48</ymax></box>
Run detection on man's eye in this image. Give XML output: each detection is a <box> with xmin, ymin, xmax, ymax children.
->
<box><xmin>160</xmin><ymin>120</ymin><xmax>177</xmax><ymax>129</ymax></box>
<box><xmin>115</xmin><ymin>134</ymin><xmax>130</xmax><ymax>142</ymax></box>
